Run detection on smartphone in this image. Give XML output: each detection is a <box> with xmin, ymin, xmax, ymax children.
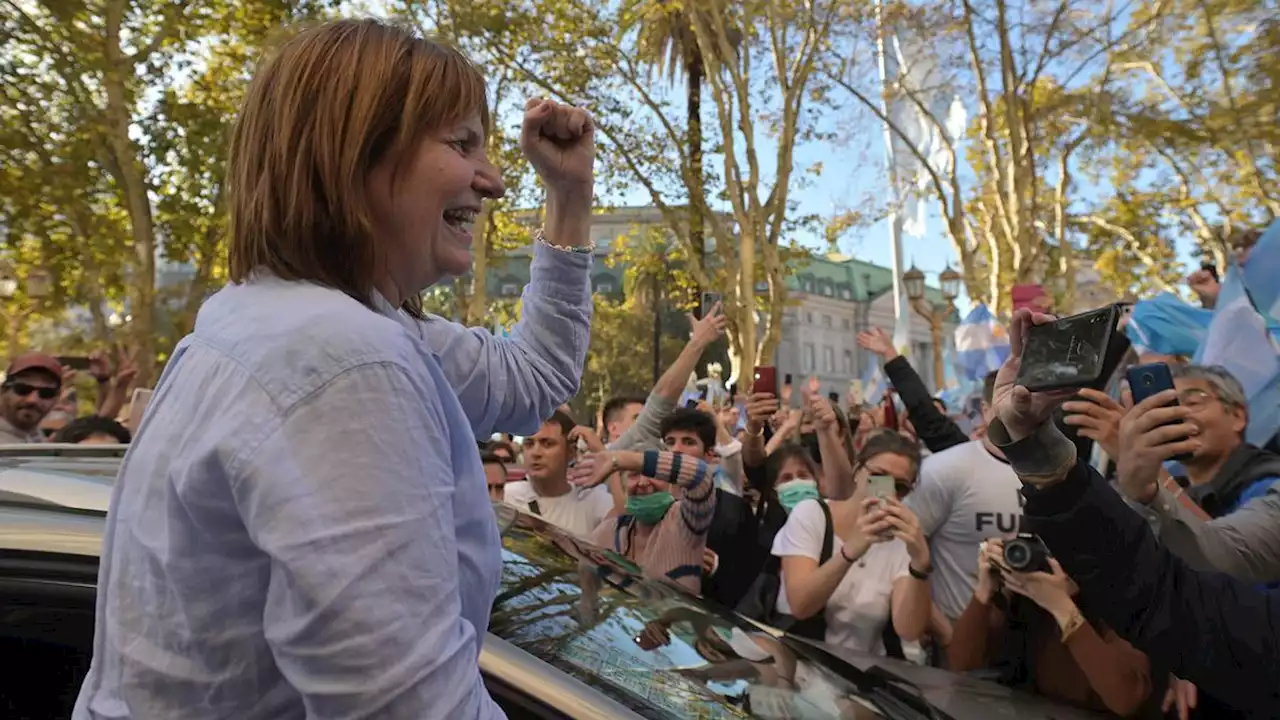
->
<box><xmin>1015</xmin><ymin>305</ymin><xmax>1118</xmax><ymax>392</ymax></box>
<box><xmin>128</xmin><ymin>388</ymin><xmax>153</xmax><ymax>431</ymax></box>
<box><xmin>699</xmin><ymin>292</ymin><xmax>722</xmax><ymax>319</ymax></box>
<box><xmin>867</xmin><ymin>475</ymin><xmax>896</xmax><ymax>504</ymax></box>
<box><xmin>56</xmin><ymin>355</ymin><xmax>91</xmax><ymax>371</ymax></box>
<box><xmin>827</xmin><ymin>391</ymin><xmax>840</xmax><ymax>404</ymax></box>
<box><xmin>684</xmin><ymin>399</ymin><xmax>699</xmax><ymax>409</ymax></box>
<box><xmin>1126</xmin><ymin>362</ymin><xmax>1193</xmax><ymax>462</ymax></box>
<box><xmin>784</xmin><ymin>373</ymin><xmax>793</xmax><ymax>386</ymax></box>
<box><xmin>752</xmin><ymin>366</ymin><xmax>778</xmax><ymax>396</ymax></box>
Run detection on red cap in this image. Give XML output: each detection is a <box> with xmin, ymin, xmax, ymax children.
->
<box><xmin>5</xmin><ymin>352</ymin><xmax>63</xmax><ymax>383</ymax></box>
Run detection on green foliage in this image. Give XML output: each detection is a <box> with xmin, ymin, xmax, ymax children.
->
<box><xmin>570</xmin><ymin>294</ymin><xmax>684</xmax><ymax>424</ymax></box>
<box><xmin>0</xmin><ymin>0</ymin><xmax>331</xmax><ymax>376</ymax></box>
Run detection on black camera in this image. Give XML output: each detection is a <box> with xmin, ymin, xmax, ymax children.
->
<box><xmin>1003</xmin><ymin>533</ymin><xmax>1051</xmax><ymax>574</ymax></box>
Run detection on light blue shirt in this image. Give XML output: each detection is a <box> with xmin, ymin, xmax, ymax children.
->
<box><xmin>74</xmin><ymin>243</ymin><xmax>591</xmax><ymax>719</ymax></box>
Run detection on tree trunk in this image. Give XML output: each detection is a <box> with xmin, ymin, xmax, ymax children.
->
<box><xmin>738</xmin><ymin>229</ymin><xmax>757</xmax><ymax>384</ymax></box>
<box><xmin>103</xmin><ymin>3</ymin><xmax>157</xmax><ymax>385</ymax></box>
<box><xmin>465</xmin><ymin>203</ymin><xmax>494</xmax><ymax>326</ymax></box>
<box><xmin>686</xmin><ymin>48</ymin><xmax>705</xmax><ymax>287</ymax></box>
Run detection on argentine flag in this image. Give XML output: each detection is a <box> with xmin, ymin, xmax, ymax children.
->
<box><xmin>1127</xmin><ymin>293</ymin><xmax>1211</xmax><ymax>358</ymax></box>
<box><xmin>1196</xmin><ymin>219</ymin><xmax>1280</xmax><ymax>446</ymax></box>
<box><xmin>953</xmin><ymin>304</ymin><xmax>1011</xmax><ymax>381</ymax></box>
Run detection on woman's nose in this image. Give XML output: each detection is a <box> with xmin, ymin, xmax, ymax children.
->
<box><xmin>474</xmin><ymin>159</ymin><xmax>505</xmax><ymax>200</ymax></box>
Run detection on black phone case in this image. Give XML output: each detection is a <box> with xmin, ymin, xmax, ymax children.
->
<box><xmin>1016</xmin><ymin>304</ymin><xmax>1124</xmax><ymax>392</ymax></box>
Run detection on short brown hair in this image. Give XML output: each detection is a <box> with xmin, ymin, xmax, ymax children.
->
<box><xmin>227</xmin><ymin>18</ymin><xmax>489</xmax><ymax>317</ymax></box>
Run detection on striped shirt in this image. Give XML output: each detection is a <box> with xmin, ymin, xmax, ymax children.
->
<box><xmin>590</xmin><ymin>450</ymin><xmax>717</xmax><ymax>593</ymax></box>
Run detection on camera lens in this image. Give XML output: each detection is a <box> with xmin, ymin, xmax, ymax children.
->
<box><xmin>1142</xmin><ymin>373</ymin><xmax>1154</xmax><ymax>386</ymax></box>
<box><xmin>1005</xmin><ymin>543</ymin><xmax>1028</xmax><ymax>567</ymax></box>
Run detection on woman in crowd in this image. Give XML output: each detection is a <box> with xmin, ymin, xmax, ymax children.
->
<box><xmin>76</xmin><ymin>19</ymin><xmax>594</xmax><ymax>720</ymax></box>
<box><xmin>770</xmin><ymin>431</ymin><xmax>932</xmax><ymax>654</ymax></box>
<box><xmin>946</xmin><ymin>538</ymin><xmax>1158</xmax><ymax>717</ymax></box>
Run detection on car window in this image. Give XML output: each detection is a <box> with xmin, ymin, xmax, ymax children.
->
<box><xmin>490</xmin><ymin>507</ymin><xmax>889</xmax><ymax>719</ymax></box>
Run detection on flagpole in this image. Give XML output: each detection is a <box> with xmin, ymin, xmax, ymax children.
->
<box><xmin>875</xmin><ymin>0</ymin><xmax>911</xmax><ymax>355</ymax></box>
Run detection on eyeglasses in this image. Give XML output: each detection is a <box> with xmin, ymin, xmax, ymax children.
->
<box><xmin>3</xmin><ymin>382</ymin><xmax>59</xmax><ymax>400</ymax></box>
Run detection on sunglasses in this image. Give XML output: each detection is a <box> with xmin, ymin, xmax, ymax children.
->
<box><xmin>4</xmin><ymin>382</ymin><xmax>59</xmax><ymax>400</ymax></box>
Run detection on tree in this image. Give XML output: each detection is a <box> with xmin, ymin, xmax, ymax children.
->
<box><xmin>828</xmin><ymin>0</ymin><xmax>1173</xmax><ymax>313</ymax></box>
<box><xmin>406</xmin><ymin>0</ymin><xmax>847</xmax><ymax>384</ymax></box>
<box><xmin>1085</xmin><ymin>0</ymin><xmax>1277</xmax><ymax>271</ymax></box>
<box><xmin>1</xmin><ymin>0</ymin><xmax>329</xmax><ymax>378</ymax></box>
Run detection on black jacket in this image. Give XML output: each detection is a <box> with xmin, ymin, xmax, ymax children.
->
<box><xmin>883</xmin><ymin>357</ymin><xmax>968</xmax><ymax>453</ymax></box>
<box><xmin>1022</xmin><ymin>460</ymin><xmax>1280</xmax><ymax>718</ymax></box>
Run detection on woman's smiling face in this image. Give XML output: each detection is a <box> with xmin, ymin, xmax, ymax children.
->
<box><xmin>368</xmin><ymin>110</ymin><xmax>505</xmax><ymax>302</ymax></box>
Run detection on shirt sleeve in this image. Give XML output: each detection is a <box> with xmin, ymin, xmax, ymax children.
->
<box><xmin>420</xmin><ymin>242</ymin><xmax>591</xmax><ymax>438</ymax></box>
<box><xmin>771</xmin><ymin>500</ymin><xmax>825</xmax><ymax>560</ymax></box>
<box><xmin>904</xmin><ymin>458</ymin><xmax>954</xmax><ymax>537</ymax></box>
<box><xmin>233</xmin><ymin>362</ymin><xmax>500</xmax><ymax>720</ymax></box>
<box><xmin>1154</xmin><ymin>485</ymin><xmax>1280</xmax><ymax>582</ymax></box>
<box><xmin>607</xmin><ymin>391</ymin><xmax>676</xmax><ymax>452</ymax></box>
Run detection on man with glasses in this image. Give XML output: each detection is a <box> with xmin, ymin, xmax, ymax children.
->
<box><xmin>1114</xmin><ymin>364</ymin><xmax>1280</xmax><ymax>583</ymax></box>
<box><xmin>0</xmin><ymin>353</ymin><xmax>63</xmax><ymax>444</ymax></box>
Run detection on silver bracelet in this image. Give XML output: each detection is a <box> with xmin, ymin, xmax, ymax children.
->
<box><xmin>535</xmin><ymin>228</ymin><xmax>595</xmax><ymax>254</ymax></box>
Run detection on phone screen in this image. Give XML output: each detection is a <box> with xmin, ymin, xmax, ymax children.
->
<box><xmin>867</xmin><ymin>475</ymin><xmax>896</xmax><ymax>503</ymax></box>
<box><xmin>1017</xmin><ymin>307</ymin><xmax>1114</xmax><ymax>391</ymax></box>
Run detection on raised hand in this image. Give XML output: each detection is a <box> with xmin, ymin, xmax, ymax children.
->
<box><xmin>1115</xmin><ymin>389</ymin><xmax>1200</xmax><ymax>504</ymax></box>
<box><xmin>990</xmin><ymin>308</ymin><xmax>1078</xmax><ymax>444</ymax></box>
<box><xmin>1061</xmin><ymin>389</ymin><xmax>1124</xmax><ymax>458</ymax></box>
<box><xmin>687</xmin><ymin>302</ymin><xmax>726</xmax><ymax>348</ymax></box>
<box><xmin>568</xmin><ymin>451</ymin><xmax>615</xmax><ymax>489</ymax></box>
<box><xmin>856</xmin><ymin>328</ymin><xmax>898</xmax><ymax>360</ymax></box>
<box><xmin>744</xmin><ymin>392</ymin><xmax>778</xmax><ymax>433</ymax></box>
<box><xmin>877</xmin><ymin>498</ymin><xmax>930</xmax><ymax>571</ymax></box>
<box><xmin>568</xmin><ymin>425</ymin><xmax>605</xmax><ymax>453</ymax></box>
<box><xmin>521</xmin><ymin>98</ymin><xmax>594</xmax><ymax>195</ymax></box>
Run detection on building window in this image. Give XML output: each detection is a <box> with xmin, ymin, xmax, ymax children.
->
<box><xmin>501</xmin><ymin>283</ymin><xmax>519</xmax><ymax>296</ymax></box>
<box><xmin>803</xmin><ymin>279</ymin><xmax>813</xmax><ymax>292</ymax></box>
<box><xmin>805</xmin><ymin>311</ymin><xmax>813</xmax><ymax>324</ymax></box>
<box><xmin>843</xmin><ymin>349</ymin><xmax>854</xmax><ymax>374</ymax></box>
<box><xmin>840</xmin><ymin>287</ymin><xmax>852</xmax><ymax>300</ymax></box>
<box><xmin>823</xmin><ymin>284</ymin><xmax>833</xmax><ymax>297</ymax></box>
<box><xmin>822</xmin><ymin>346</ymin><xmax>835</xmax><ymax>373</ymax></box>
<box><xmin>596</xmin><ymin>282</ymin><xmax>614</xmax><ymax>294</ymax></box>
<box><xmin>822</xmin><ymin>314</ymin><xmax>832</xmax><ymax>327</ymax></box>
<box><xmin>803</xmin><ymin>343</ymin><xmax>816</xmax><ymax>372</ymax></box>
<box><xmin>842</xmin><ymin>318</ymin><xmax>851</xmax><ymax>330</ymax></box>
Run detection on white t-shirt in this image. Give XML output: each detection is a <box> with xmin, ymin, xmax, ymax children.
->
<box><xmin>905</xmin><ymin>440</ymin><xmax>1024</xmax><ymax>619</ymax></box>
<box><xmin>504</xmin><ymin>482</ymin><xmax>613</xmax><ymax>537</ymax></box>
<box><xmin>771</xmin><ymin>499</ymin><xmax>910</xmax><ymax>655</ymax></box>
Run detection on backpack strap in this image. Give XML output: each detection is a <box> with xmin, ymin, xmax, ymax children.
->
<box><xmin>528</xmin><ymin>500</ymin><xmax>541</xmax><ymax>516</ymax></box>
<box><xmin>817</xmin><ymin>499</ymin><xmax>834</xmax><ymax>564</ymax></box>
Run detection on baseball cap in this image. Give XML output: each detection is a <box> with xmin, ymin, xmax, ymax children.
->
<box><xmin>5</xmin><ymin>352</ymin><xmax>64</xmax><ymax>384</ymax></box>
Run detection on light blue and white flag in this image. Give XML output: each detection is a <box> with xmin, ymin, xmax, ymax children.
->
<box><xmin>1195</xmin><ymin>221</ymin><xmax>1280</xmax><ymax>446</ymax></box>
<box><xmin>862</xmin><ymin>353</ymin><xmax>888</xmax><ymax>406</ymax></box>
<box><xmin>953</xmin><ymin>304</ymin><xmax>1011</xmax><ymax>381</ymax></box>
<box><xmin>1126</xmin><ymin>293</ymin><xmax>1211</xmax><ymax>358</ymax></box>
<box><xmin>1241</xmin><ymin>220</ymin><xmax>1280</xmax><ymax>324</ymax></box>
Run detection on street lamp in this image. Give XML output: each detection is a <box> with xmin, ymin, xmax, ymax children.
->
<box><xmin>904</xmin><ymin>266</ymin><xmax>957</xmax><ymax>392</ymax></box>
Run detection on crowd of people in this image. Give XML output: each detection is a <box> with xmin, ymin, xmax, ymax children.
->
<box><xmin>0</xmin><ymin>348</ymin><xmax>137</xmax><ymax>446</ymax></box>
<box><xmin>15</xmin><ymin>16</ymin><xmax>1269</xmax><ymax>720</ymax></box>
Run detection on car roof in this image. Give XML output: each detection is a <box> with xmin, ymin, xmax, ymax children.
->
<box><xmin>0</xmin><ymin>455</ymin><xmax>1104</xmax><ymax>719</ymax></box>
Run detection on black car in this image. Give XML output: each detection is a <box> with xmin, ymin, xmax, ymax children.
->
<box><xmin>0</xmin><ymin>445</ymin><xmax>1105</xmax><ymax>719</ymax></box>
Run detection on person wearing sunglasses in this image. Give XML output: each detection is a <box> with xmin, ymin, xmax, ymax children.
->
<box><xmin>0</xmin><ymin>352</ymin><xmax>63</xmax><ymax>444</ymax></box>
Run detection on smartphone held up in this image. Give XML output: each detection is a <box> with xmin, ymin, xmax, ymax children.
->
<box><xmin>1015</xmin><ymin>303</ymin><xmax>1131</xmax><ymax>392</ymax></box>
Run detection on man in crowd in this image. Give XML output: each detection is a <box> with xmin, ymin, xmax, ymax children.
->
<box><xmin>505</xmin><ymin>410</ymin><xmax>614</xmax><ymax>536</ymax></box>
<box><xmin>0</xmin><ymin>353</ymin><xmax>64</xmax><ymax>444</ymax></box>
<box><xmin>1112</xmin><ymin>364</ymin><xmax>1280</xmax><ymax>582</ymax></box>
<box><xmin>656</xmin><ymin>407</ymin><xmax>755</xmax><ymax>606</ymax></box>
<box><xmin>480</xmin><ymin>450</ymin><xmax>509</xmax><ymax>503</ymax></box>
<box><xmin>905</xmin><ymin>370</ymin><xmax>1024</xmax><ymax>647</ymax></box>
